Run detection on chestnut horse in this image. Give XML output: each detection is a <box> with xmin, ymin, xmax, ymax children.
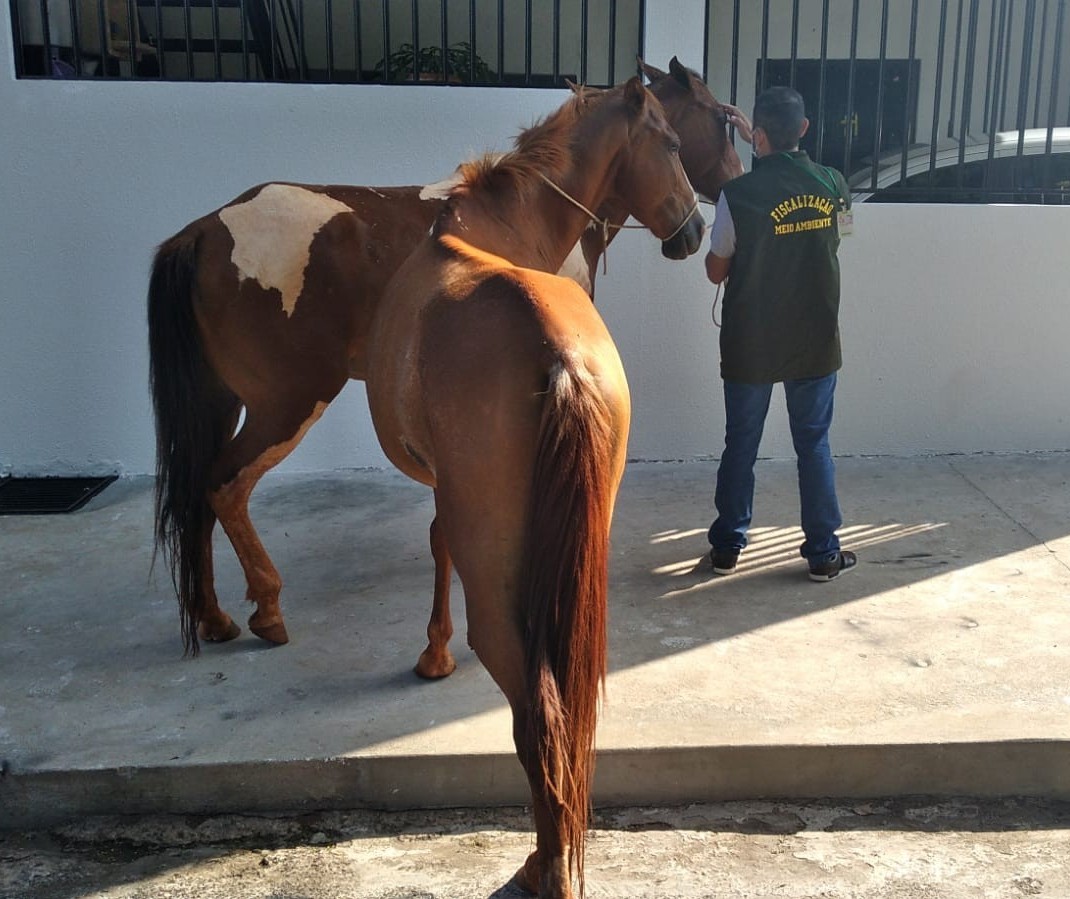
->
<box><xmin>362</xmin><ymin>75</ymin><xmax>702</xmax><ymax>898</ymax></box>
<box><xmin>148</xmin><ymin>57</ymin><xmax>739</xmax><ymax>661</ymax></box>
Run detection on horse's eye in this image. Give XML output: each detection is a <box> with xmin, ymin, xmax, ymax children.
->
<box><xmin>669</xmin><ymin>140</ymin><xmax>681</xmax><ymax>154</ymax></box>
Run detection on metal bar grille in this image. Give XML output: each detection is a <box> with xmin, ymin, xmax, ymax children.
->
<box><xmin>868</xmin><ymin>0</ymin><xmax>892</xmax><ymax>191</ymax></box>
<box><xmin>843</xmin><ymin>0</ymin><xmax>860</xmax><ymax>180</ymax></box>
<box><xmin>957</xmin><ymin>0</ymin><xmax>981</xmax><ymax>186</ymax></box>
<box><xmin>928</xmin><ymin>0</ymin><xmax>950</xmax><ymax>187</ymax></box>
<box><xmin>1033</xmin><ymin>0</ymin><xmax>1050</xmax><ymax>127</ymax></box>
<box><xmin>578</xmin><ymin>0</ymin><xmax>587</xmax><ymax>83</ymax></box>
<box><xmin>9</xmin><ymin>0</ymin><xmax>643</xmax><ymax>87</ymax></box>
<box><xmin>815</xmin><ymin>0</ymin><xmax>829</xmax><ymax>162</ymax></box>
<box><xmin>606</xmin><ymin>0</ymin><xmax>616</xmax><ymax>84</ymax></box>
<box><xmin>704</xmin><ymin>0</ymin><xmax>1070</xmax><ymax>204</ymax></box>
<box><xmin>899</xmin><ymin>0</ymin><xmax>919</xmax><ymax>188</ymax></box>
<box><xmin>524</xmin><ymin>0</ymin><xmax>532</xmax><ymax>86</ymax></box>
<box><xmin>1042</xmin><ymin>0</ymin><xmax>1066</xmax><ymax>187</ymax></box>
<box><xmin>984</xmin><ymin>0</ymin><xmax>1009</xmax><ymax>192</ymax></box>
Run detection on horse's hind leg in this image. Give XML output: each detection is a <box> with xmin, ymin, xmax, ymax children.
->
<box><xmin>210</xmin><ymin>397</ymin><xmax>330</xmax><ymax>645</ymax></box>
<box><xmin>197</xmin><ymin>400</ymin><xmax>244</xmax><ymax>643</ymax></box>
<box><xmin>434</xmin><ymin>498</ymin><xmax>573</xmax><ymax>898</ymax></box>
<box><xmin>470</xmin><ymin>614</ymin><xmax>573</xmax><ymax>899</ymax></box>
<box><xmin>414</xmin><ymin>515</ymin><xmax>457</xmax><ymax>678</ymax></box>
<box><xmin>197</xmin><ymin>520</ymin><xmax>242</xmax><ymax>642</ymax></box>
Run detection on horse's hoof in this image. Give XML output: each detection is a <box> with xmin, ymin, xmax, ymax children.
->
<box><xmin>510</xmin><ymin>852</ymin><xmax>539</xmax><ymax>895</ymax></box>
<box><xmin>199</xmin><ymin>616</ymin><xmax>241</xmax><ymax>642</ymax></box>
<box><xmin>249</xmin><ymin>618</ymin><xmax>289</xmax><ymax>645</ymax></box>
<box><xmin>414</xmin><ymin>648</ymin><xmax>457</xmax><ymax>679</ymax></box>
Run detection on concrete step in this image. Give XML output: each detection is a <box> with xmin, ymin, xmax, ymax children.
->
<box><xmin>3</xmin><ymin>456</ymin><xmax>1069</xmax><ymax>829</ymax></box>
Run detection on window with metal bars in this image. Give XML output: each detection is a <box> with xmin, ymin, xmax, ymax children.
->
<box><xmin>9</xmin><ymin>0</ymin><xmax>645</xmax><ymax>86</ymax></box>
<box><xmin>705</xmin><ymin>0</ymin><xmax>1070</xmax><ymax>204</ymax></box>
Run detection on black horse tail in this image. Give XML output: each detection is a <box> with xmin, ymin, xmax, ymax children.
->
<box><xmin>147</xmin><ymin>229</ymin><xmax>234</xmax><ymax>656</ymax></box>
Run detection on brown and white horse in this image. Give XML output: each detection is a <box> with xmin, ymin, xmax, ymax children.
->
<box><xmin>148</xmin><ymin>57</ymin><xmax>739</xmax><ymax>661</ymax></box>
<box><xmin>362</xmin><ymin>74</ymin><xmax>701</xmax><ymax>899</ymax></box>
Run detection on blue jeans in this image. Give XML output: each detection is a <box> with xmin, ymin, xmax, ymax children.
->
<box><xmin>708</xmin><ymin>373</ymin><xmax>842</xmax><ymax>564</ymax></box>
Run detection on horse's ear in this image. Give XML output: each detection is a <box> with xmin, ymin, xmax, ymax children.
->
<box><xmin>623</xmin><ymin>75</ymin><xmax>648</xmax><ymax>113</ymax></box>
<box><xmin>637</xmin><ymin>57</ymin><xmax>667</xmax><ymax>83</ymax></box>
<box><xmin>568</xmin><ymin>79</ymin><xmax>597</xmax><ymax>108</ymax></box>
<box><xmin>668</xmin><ymin>56</ymin><xmax>694</xmax><ymax>91</ymax></box>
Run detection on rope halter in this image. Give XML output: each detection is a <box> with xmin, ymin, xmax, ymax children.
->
<box><xmin>537</xmin><ymin>172</ymin><xmax>700</xmax><ymax>275</ymax></box>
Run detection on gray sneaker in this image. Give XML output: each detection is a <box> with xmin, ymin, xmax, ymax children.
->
<box><xmin>808</xmin><ymin>550</ymin><xmax>857</xmax><ymax>582</ymax></box>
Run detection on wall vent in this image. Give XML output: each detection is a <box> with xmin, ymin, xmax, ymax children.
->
<box><xmin>0</xmin><ymin>476</ymin><xmax>117</xmax><ymax>515</ymax></box>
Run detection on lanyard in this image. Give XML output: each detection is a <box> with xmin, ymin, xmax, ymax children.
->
<box><xmin>781</xmin><ymin>153</ymin><xmax>846</xmax><ymax>208</ymax></box>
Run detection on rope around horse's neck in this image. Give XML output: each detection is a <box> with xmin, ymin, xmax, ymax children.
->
<box><xmin>536</xmin><ymin>172</ymin><xmax>699</xmax><ymax>275</ymax></box>
<box><xmin>536</xmin><ymin>173</ymin><xmax>614</xmax><ymax>273</ymax></box>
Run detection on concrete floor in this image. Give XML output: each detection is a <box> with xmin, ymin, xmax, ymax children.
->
<box><xmin>2</xmin><ymin>454</ymin><xmax>1069</xmax><ymax>829</ymax></box>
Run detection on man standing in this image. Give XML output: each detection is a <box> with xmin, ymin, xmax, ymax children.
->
<box><xmin>705</xmin><ymin>86</ymin><xmax>855</xmax><ymax>581</ymax></box>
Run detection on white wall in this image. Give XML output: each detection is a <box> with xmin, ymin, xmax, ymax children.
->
<box><xmin>0</xmin><ymin>76</ymin><xmax>569</xmax><ymax>476</ymax></box>
<box><xmin>2</xmin><ymin>3</ymin><xmax>1068</xmax><ymax>477</ymax></box>
<box><xmin>597</xmin><ymin>203</ymin><xmax>1070</xmax><ymax>461</ymax></box>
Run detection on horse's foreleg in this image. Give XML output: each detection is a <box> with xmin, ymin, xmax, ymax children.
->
<box><xmin>210</xmin><ymin>400</ymin><xmax>329</xmax><ymax>646</ymax></box>
<box><xmin>414</xmin><ymin>515</ymin><xmax>457</xmax><ymax>678</ymax></box>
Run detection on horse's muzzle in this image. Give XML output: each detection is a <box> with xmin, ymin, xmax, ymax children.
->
<box><xmin>661</xmin><ymin>211</ymin><xmax>706</xmax><ymax>260</ymax></box>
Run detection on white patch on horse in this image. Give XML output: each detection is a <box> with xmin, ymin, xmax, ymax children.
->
<box><xmin>218</xmin><ymin>184</ymin><xmax>350</xmax><ymax>317</ymax></box>
<box><xmin>419</xmin><ymin>170</ymin><xmax>466</xmax><ymax>201</ymax></box>
<box><xmin>419</xmin><ymin>153</ymin><xmax>506</xmax><ymax>200</ymax></box>
<box><xmin>557</xmin><ymin>235</ymin><xmax>592</xmax><ymax>297</ymax></box>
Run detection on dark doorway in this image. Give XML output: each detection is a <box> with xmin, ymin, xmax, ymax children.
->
<box><xmin>761</xmin><ymin>59</ymin><xmax>920</xmax><ymax>176</ymax></box>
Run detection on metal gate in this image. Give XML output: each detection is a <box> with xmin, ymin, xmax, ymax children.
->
<box><xmin>705</xmin><ymin>0</ymin><xmax>1070</xmax><ymax>203</ymax></box>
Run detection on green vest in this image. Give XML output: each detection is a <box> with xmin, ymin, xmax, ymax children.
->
<box><xmin>719</xmin><ymin>151</ymin><xmax>849</xmax><ymax>384</ymax></box>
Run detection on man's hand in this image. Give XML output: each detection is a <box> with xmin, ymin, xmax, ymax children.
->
<box><xmin>722</xmin><ymin>104</ymin><xmax>754</xmax><ymax>143</ymax></box>
<box><xmin>705</xmin><ymin>251</ymin><xmax>731</xmax><ymax>285</ymax></box>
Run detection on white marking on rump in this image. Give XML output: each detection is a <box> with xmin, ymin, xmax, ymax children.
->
<box><xmin>218</xmin><ymin>184</ymin><xmax>351</xmax><ymax>317</ymax></box>
<box><xmin>556</xmin><ymin>235</ymin><xmax>592</xmax><ymax>297</ymax></box>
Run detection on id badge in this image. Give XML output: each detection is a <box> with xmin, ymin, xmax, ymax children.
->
<box><xmin>838</xmin><ymin>209</ymin><xmax>854</xmax><ymax>236</ymax></box>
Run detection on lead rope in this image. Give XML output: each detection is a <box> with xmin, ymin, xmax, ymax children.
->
<box><xmin>712</xmin><ymin>281</ymin><xmax>723</xmax><ymax>328</ymax></box>
<box><xmin>698</xmin><ymin>195</ymin><xmax>723</xmax><ymax>328</ymax></box>
<box><xmin>537</xmin><ymin>172</ymin><xmax>699</xmax><ymax>276</ymax></box>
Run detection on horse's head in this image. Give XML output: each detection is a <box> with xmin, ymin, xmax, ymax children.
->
<box><xmin>640</xmin><ymin>57</ymin><xmax>744</xmax><ymax>203</ymax></box>
<box><xmin>579</xmin><ymin>76</ymin><xmax>706</xmax><ymax>260</ymax></box>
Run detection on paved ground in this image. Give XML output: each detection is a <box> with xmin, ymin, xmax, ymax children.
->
<box><xmin>2</xmin><ymin>453</ymin><xmax>1070</xmax><ymax>885</ymax></box>
<box><xmin>3</xmin><ymin>798</ymin><xmax>1070</xmax><ymax>898</ymax></box>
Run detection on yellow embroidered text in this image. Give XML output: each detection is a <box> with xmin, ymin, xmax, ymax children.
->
<box><xmin>769</xmin><ymin>194</ymin><xmax>836</xmax><ymax>224</ymax></box>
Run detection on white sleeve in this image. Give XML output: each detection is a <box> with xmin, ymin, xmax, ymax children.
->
<box><xmin>707</xmin><ymin>192</ymin><xmax>736</xmax><ymax>258</ymax></box>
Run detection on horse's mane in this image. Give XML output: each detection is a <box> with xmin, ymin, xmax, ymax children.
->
<box><xmin>450</xmin><ymin>85</ymin><xmax>612</xmax><ymax>203</ymax></box>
